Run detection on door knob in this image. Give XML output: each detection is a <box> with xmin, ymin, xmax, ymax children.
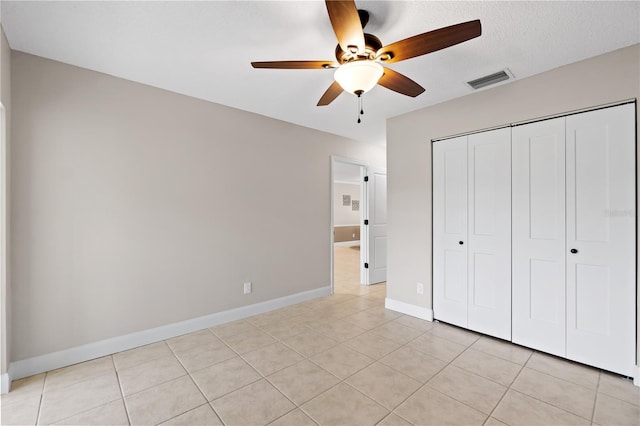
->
<box><xmin>459</xmin><ymin>241</ymin><xmax>464</xmax><ymax>245</ymax></box>
<box><xmin>570</xmin><ymin>248</ymin><xmax>578</xmax><ymax>254</ymax></box>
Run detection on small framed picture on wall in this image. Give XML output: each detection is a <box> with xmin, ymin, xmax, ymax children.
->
<box><xmin>352</xmin><ymin>200</ymin><xmax>359</xmax><ymax>211</ymax></box>
<box><xmin>342</xmin><ymin>195</ymin><xmax>351</xmax><ymax>206</ymax></box>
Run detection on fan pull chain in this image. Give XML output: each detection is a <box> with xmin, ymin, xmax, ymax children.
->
<box><xmin>357</xmin><ymin>92</ymin><xmax>364</xmax><ymax>124</ymax></box>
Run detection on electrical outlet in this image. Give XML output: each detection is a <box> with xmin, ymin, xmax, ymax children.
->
<box><xmin>416</xmin><ymin>282</ymin><xmax>424</xmax><ymax>295</ymax></box>
<box><xmin>243</xmin><ymin>282</ymin><xmax>252</xmax><ymax>295</ymax></box>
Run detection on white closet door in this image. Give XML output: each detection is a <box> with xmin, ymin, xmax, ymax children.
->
<box><xmin>512</xmin><ymin>117</ymin><xmax>567</xmax><ymax>356</ymax></box>
<box><xmin>433</xmin><ymin>136</ymin><xmax>468</xmax><ymax>328</ymax></box>
<box><xmin>565</xmin><ymin>104</ymin><xmax>636</xmax><ymax>376</ymax></box>
<box><xmin>467</xmin><ymin>128</ymin><xmax>512</xmax><ymax>339</ymax></box>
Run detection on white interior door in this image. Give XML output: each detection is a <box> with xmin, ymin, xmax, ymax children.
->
<box><xmin>512</xmin><ymin>117</ymin><xmax>567</xmax><ymax>356</ymax></box>
<box><xmin>466</xmin><ymin>128</ymin><xmax>512</xmax><ymax>340</ymax></box>
<box><xmin>433</xmin><ymin>136</ymin><xmax>468</xmax><ymax>328</ymax></box>
<box><xmin>565</xmin><ymin>103</ymin><xmax>636</xmax><ymax>376</ymax></box>
<box><xmin>363</xmin><ymin>166</ymin><xmax>387</xmax><ymax>285</ymax></box>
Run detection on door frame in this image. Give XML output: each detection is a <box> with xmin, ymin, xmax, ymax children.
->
<box><xmin>0</xmin><ymin>103</ymin><xmax>9</xmax><ymax>394</ymax></box>
<box><xmin>330</xmin><ymin>156</ymin><xmax>367</xmax><ymax>294</ymax></box>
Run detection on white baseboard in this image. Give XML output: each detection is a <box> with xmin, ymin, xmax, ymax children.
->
<box><xmin>635</xmin><ymin>366</ymin><xmax>640</xmax><ymax>387</ymax></box>
<box><xmin>333</xmin><ymin>241</ymin><xmax>360</xmax><ymax>247</ymax></box>
<box><xmin>385</xmin><ymin>297</ymin><xmax>433</xmax><ymax>321</ymax></box>
<box><xmin>1</xmin><ymin>371</ymin><xmax>11</xmax><ymax>394</ymax></box>
<box><xmin>8</xmin><ymin>286</ymin><xmax>331</xmax><ymax>383</ymax></box>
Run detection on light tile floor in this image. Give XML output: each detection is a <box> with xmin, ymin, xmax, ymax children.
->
<box><xmin>2</xmin><ymin>245</ymin><xmax>639</xmax><ymax>425</ymax></box>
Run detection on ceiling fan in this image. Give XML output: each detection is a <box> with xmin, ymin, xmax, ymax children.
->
<box><xmin>251</xmin><ymin>0</ymin><xmax>481</xmax><ymax>117</ymax></box>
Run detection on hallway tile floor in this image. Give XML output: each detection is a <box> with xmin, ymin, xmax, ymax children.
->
<box><xmin>1</xmin><ymin>246</ymin><xmax>638</xmax><ymax>425</ymax></box>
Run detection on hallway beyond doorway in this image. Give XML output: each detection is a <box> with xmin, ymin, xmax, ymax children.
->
<box><xmin>333</xmin><ymin>245</ymin><xmax>385</xmax><ymax>296</ymax></box>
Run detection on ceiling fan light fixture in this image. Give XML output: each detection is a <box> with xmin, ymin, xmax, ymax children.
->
<box><xmin>334</xmin><ymin>60</ymin><xmax>383</xmax><ymax>95</ymax></box>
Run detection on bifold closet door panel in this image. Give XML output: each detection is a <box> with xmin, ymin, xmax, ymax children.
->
<box><xmin>512</xmin><ymin>117</ymin><xmax>567</xmax><ymax>357</ymax></box>
<box><xmin>466</xmin><ymin>128</ymin><xmax>512</xmax><ymax>340</ymax></box>
<box><xmin>565</xmin><ymin>103</ymin><xmax>636</xmax><ymax>376</ymax></box>
<box><xmin>433</xmin><ymin>136</ymin><xmax>468</xmax><ymax>328</ymax></box>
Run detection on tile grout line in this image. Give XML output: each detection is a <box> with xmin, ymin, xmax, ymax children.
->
<box><xmin>386</xmin><ymin>329</ymin><xmax>539</xmax><ymax>424</ymax></box>
<box><xmin>223</xmin><ymin>333</ymin><xmax>323</xmax><ymax>425</ymax></box>
<box><xmin>444</xmin><ymin>341</ymin><xmax>527</xmax><ymax>389</ymax></box>
<box><xmin>34</xmin><ymin>371</ymin><xmax>126</xmax><ymax>425</ymax></box>
<box><xmin>364</xmin><ymin>326</ymin><xmax>472</xmax><ymax>425</ymax></box>
<box><xmin>242</xmin><ymin>296</ymin><xmax>400</xmax><ymax>425</ymax></box>
<box><xmin>375</xmin><ymin>412</ymin><xmax>414</xmax><ymax>426</ymax></box>
<box><xmin>37</xmin><ymin>359</ymin><xmax>131</xmax><ymax>425</ymax></box>
<box><xmin>34</xmin><ymin>370</ymin><xmax>47</xmax><ymax>426</ymax></box>
<box><xmin>591</xmin><ymin>370</ymin><xmax>602</xmax><ymax>424</ymax></box>
<box><xmin>516</xmin><ymin>356</ymin><xmax>602</xmax><ymax>420</ymax></box>
<box><xmin>115</xmin><ymin>344</ymin><xmax>189</xmax><ymax>395</ymax></box>
<box><xmin>595</xmin><ymin>375</ymin><xmax>640</xmax><ymax>408</ymax></box>
<box><xmin>297</xmin><ymin>379</ymin><xmax>391</xmax><ymax>426</ymax></box>
<box><xmin>116</xmin><ymin>335</ymin><xmax>233</xmax><ymax>424</ymax></box>
<box><xmin>210</xmin><ymin>322</ymin><xmax>344</xmax><ymax>425</ymax></box>
<box><xmin>483</xmin><ymin>349</ymin><xmax>533</xmax><ymax>424</ymax></box>
<box><xmin>264</xmin><ymin>337</ymin><xmax>345</xmax><ymax>409</ymax></box>
<box><xmin>165</xmin><ymin>339</ymin><xmax>228</xmax><ymax>426</ymax></box>
<box><xmin>111</xmin><ymin>355</ymin><xmax>132</xmax><ymax>426</ymax></box>
<box><xmin>407</xmin><ymin>335</ymin><xmax>492</xmax><ymax>419</ymax></box>
<box><xmin>523</xmin><ymin>350</ymin><xmax>607</xmax><ymax>422</ymax></box>
<box><xmin>187</xmin><ymin>334</ymin><xmax>264</xmax><ymax>425</ymax></box>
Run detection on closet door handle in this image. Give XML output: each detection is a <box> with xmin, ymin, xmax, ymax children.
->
<box><xmin>570</xmin><ymin>248</ymin><xmax>578</xmax><ymax>254</ymax></box>
<box><xmin>459</xmin><ymin>241</ymin><xmax>464</xmax><ymax>245</ymax></box>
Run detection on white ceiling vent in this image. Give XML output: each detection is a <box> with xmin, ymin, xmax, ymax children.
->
<box><xmin>467</xmin><ymin>69</ymin><xmax>513</xmax><ymax>90</ymax></box>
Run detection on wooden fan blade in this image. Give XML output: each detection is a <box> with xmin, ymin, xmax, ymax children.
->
<box><xmin>378</xmin><ymin>68</ymin><xmax>425</xmax><ymax>97</ymax></box>
<box><xmin>317</xmin><ymin>81</ymin><xmax>344</xmax><ymax>106</ymax></box>
<box><xmin>377</xmin><ymin>20</ymin><xmax>481</xmax><ymax>64</ymax></box>
<box><xmin>251</xmin><ymin>60</ymin><xmax>339</xmax><ymax>69</ymax></box>
<box><xmin>325</xmin><ymin>0</ymin><xmax>365</xmax><ymax>53</ymax></box>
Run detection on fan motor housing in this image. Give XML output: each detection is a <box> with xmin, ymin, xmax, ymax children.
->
<box><xmin>335</xmin><ymin>33</ymin><xmax>383</xmax><ymax>63</ymax></box>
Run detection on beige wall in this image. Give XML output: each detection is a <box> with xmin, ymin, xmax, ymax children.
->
<box><xmin>10</xmin><ymin>51</ymin><xmax>385</xmax><ymax>361</ymax></box>
<box><xmin>1</xmin><ymin>25</ymin><xmax>11</xmax><ymax>377</ymax></box>
<box><xmin>387</xmin><ymin>44</ymin><xmax>639</xmax><ymax>363</ymax></box>
<box><xmin>333</xmin><ymin>182</ymin><xmax>360</xmax><ymax>226</ymax></box>
<box><xmin>334</xmin><ymin>226</ymin><xmax>360</xmax><ymax>243</ymax></box>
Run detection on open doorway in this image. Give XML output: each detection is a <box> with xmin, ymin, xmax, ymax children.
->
<box><xmin>332</xmin><ymin>160</ymin><xmax>364</xmax><ymax>294</ymax></box>
<box><xmin>331</xmin><ymin>156</ymin><xmax>387</xmax><ymax>294</ymax></box>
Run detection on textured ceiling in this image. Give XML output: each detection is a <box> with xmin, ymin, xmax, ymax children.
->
<box><xmin>2</xmin><ymin>1</ymin><xmax>639</xmax><ymax>146</ymax></box>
